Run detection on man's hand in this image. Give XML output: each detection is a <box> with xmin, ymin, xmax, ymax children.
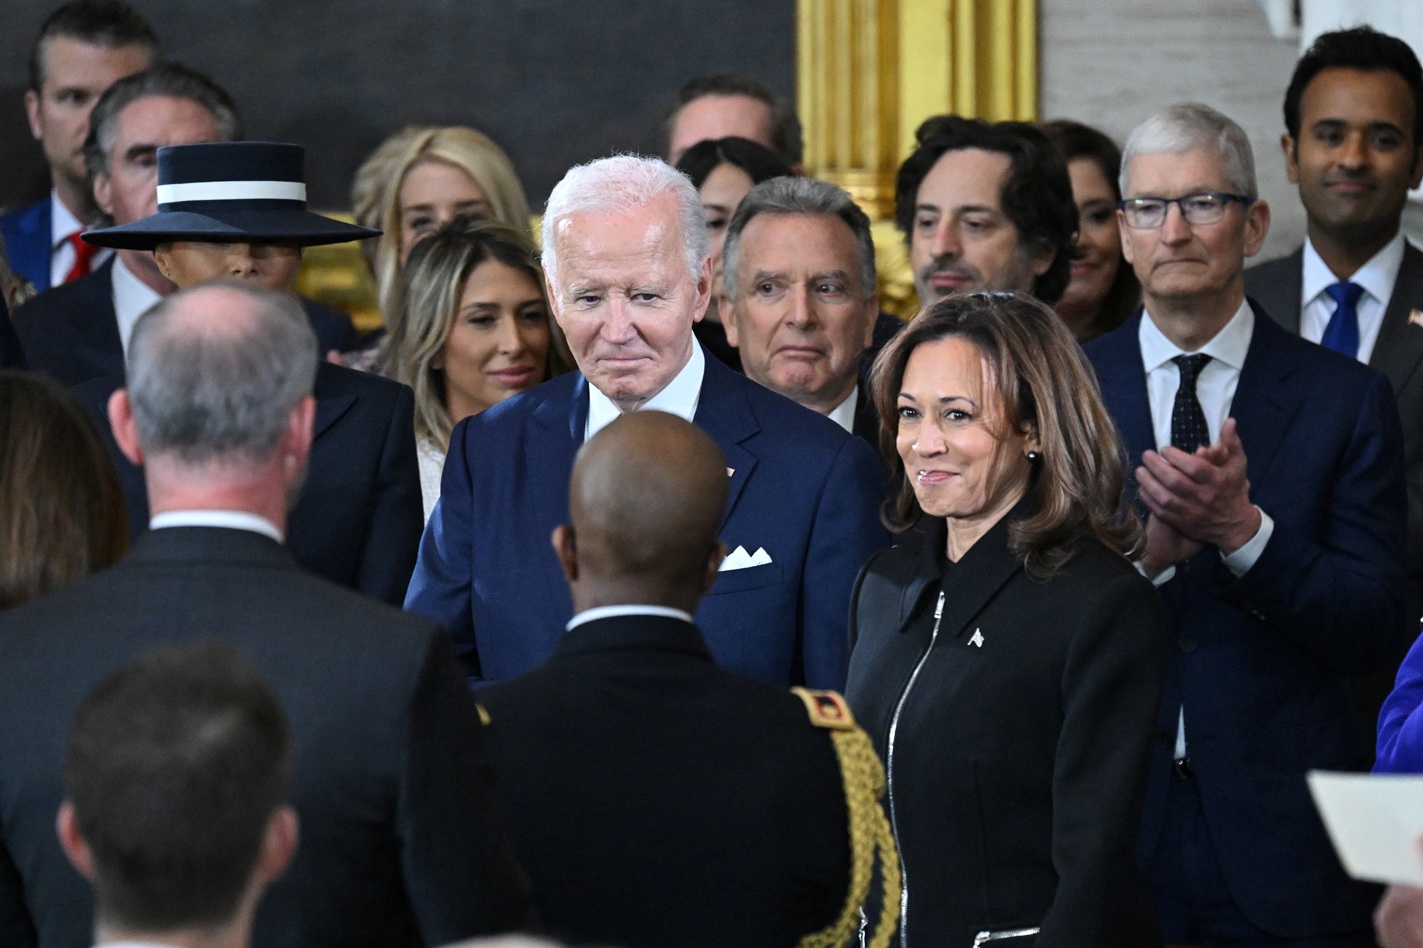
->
<box><xmin>1378</xmin><ymin>886</ymin><xmax>1423</xmax><ymax>947</ymax></box>
<box><xmin>1135</xmin><ymin>418</ymin><xmax>1261</xmax><ymax>554</ymax></box>
<box><xmin>1138</xmin><ymin>513</ymin><xmax>1203</xmax><ymax>579</ymax></box>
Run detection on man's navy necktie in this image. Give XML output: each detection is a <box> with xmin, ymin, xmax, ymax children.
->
<box><xmin>1321</xmin><ymin>280</ymin><xmax>1364</xmax><ymax>359</ymax></box>
<box><xmin>1171</xmin><ymin>354</ymin><xmax>1212</xmax><ymax>454</ymax></box>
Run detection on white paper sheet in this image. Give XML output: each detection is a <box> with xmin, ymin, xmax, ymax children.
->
<box><xmin>1307</xmin><ymin>771</ymin><xmax>1423</xmax><ymax>886</ymax></box>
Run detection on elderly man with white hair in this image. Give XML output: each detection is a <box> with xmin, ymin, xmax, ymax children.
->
<box><xmin>405</xmin><ymin>154</ymin><xmax>888</xmax><ymax>689</ymax></box>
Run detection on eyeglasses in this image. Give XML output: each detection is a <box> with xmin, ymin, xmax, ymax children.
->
<box><xmin>1118</xmin><ymin>192</ymin><xmax>1254</xmax><ymax>229</ymax></box>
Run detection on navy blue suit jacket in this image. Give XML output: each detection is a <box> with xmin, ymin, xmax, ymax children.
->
<box><xmin>0</xmin><ymin>199</ymin><xmax>50</xmax><ymax>292</ymax></box>
<box><xmin>1084</xmin><ymin>306</ymin><xmax>1409</xmax><ymax>937</ymax></box>
<box><xmin>12</xmin><ymin>259</ymin><xmax>356</xmax><ymax>386</ymax></box>
<box><xmin>405</xmin><ymin>350</ymin><xmax>890</xmax><ymax>689</ymax></box>
<box><xmin>77</xmin><ymin>361</ymin><xmax>424</xmax><ymax>606</ymax></box>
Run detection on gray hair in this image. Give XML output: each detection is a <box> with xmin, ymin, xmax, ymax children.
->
<box><xmin>541</xmin><ymin>154</ymin><xmax>709</xmax><ymax>287</ymax></box>
<box><xmin>1120</xmin><ymin>102</ymin><xmax>1257</xmax><ymax>198</ymax></box>
<box><xmin>126</xmin><ymin>281</ymin><xmax>316</xmax><ymax>466</ymax></box>
<box><xmin>85</xmin><ymin>63</ymin><xmax>241</xmax><ymax>179</ymax></box>
<box><xmin>721</xmin><ymin>176</ymin><xmax>876</xmax><ymax>301</ymax></box>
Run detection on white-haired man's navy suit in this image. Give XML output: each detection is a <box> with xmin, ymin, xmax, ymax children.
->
<box><xmin>405</xmin><ymin>349</ymin><xmax>889</xmax><ymax>689</ymax></box>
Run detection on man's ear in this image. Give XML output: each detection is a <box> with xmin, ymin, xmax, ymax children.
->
<box><xmin>108</xmin><ymin>388</ymin><xmax>144</xmax><ymax>466</ymax></box>
<box><xmin>1281</xmin><ymin>132</ymin><xmax>1300</xmax><ymax>184</ymax></box>
<box><xmin>862</xmin><ymin>295</ymin><xmax>880</xmax><ymax>348</ymax></box>
<box><xmin>722</xmin><ymin>295</ymin><xmax>740</xmax><ymax>347</ymax></box>
<box><xmin>24</xmin><ymin>90</ymin><xmax>41</xmax><ymax>141</ymax></box>
<box><xmin>701</xmin><ymin>540</ymin><xmax>727</xmax><ymax>595</ymax></box>
<box><xmin>692</xmin><ymin>256</ymin><xmax>712</xmax><ymax>324</ymax></box>
<box><xmin>552</xmin><ymin>524</ymin><xmax>578</xmax><ymax>582</ymax></box>
<box><xmin>56</xmin><ymin>802</ymin><xmax>95</xmax><ymax>881</ymax></box>
<box><xmin>93</xmin><ymin>173</ymin><xmax>114</xmax><ymax>218</ymax></box>
<box><xmin>257</xmin><ymin>806</ymin><xmax>298</xmax><ymax>884</ymax></box>
<box><xmin>282</xmin><ymin>396</ymin><xmax>316</xmax><ymax>484</ymax></box>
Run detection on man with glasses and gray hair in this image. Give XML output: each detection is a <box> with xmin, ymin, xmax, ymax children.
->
<box><xmin>1085</xmin><ymin>102</ymin><xmax>1408</xmax><ymax>945</ymax></box>
<box><xmin>719</xmin><ymin>176</ymin><xmax>880</xmax><ymax>441</ymax></box>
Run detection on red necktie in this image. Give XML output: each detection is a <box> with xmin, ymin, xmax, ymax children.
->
<box><xmin>63</xmin><ymin>232</ymin><xmax>101</xmax><ymax>283</ymax></box>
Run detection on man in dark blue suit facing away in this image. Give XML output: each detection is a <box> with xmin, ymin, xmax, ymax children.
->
<box><xmin>1084</xmin><ymin>103</ymin><xmax>1409</xmax><ymax>946</ymax></box>
<box><xmin>405</xmin><ymin>154</ymin><xmax>889</xmax><ymax>688</ymax></box>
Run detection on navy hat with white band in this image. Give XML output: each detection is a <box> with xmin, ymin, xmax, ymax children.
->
<box><xmin>84</xmin><ymin>141</ymin><xmax>380</xmax><ymax>250</ymax></box>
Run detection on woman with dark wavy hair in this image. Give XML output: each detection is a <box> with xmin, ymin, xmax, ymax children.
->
<box><xmin>1040</xmin><ymin>119</ymin><xmax>1141</xmax><ymax>341</ymax></box>
<box><xmin>845</xmin><ymin>292</ymin><xmax>1163</xmax><ymax>946</ymax></box>
<box><xmin>0</xmin><ymin>371</ymin><xmax>127</xmax><ymax>608</ymax></box>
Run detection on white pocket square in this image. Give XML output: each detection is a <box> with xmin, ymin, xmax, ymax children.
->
<box><xmin>719</xmin><ymin>545</ymin><xmax>772</xmax><ymax>571</ymax></box>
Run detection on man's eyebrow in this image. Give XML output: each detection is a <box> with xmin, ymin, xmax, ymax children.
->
<box><xmin>121</xmin><ymin>143</ymin><xmax>159</xmax><ymax>162</ymax></box>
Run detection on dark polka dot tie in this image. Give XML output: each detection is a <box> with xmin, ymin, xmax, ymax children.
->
<box><xmin>1171</xmin><ymin>354</ymin><xmax>1212</xmax><ymax>454</ymax></box>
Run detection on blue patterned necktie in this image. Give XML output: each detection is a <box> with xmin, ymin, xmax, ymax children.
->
<box><xmin>1322</xmin><ymin>281</ymin><xmax>1364</xmax><ymax>359</ymax></box>
<box><xmin>1171</xmin><ymin>354</ymin><xmax>1212</xmax><ymax>454</ymax></box>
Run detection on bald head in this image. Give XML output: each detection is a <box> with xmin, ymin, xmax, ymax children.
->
<box><xmin>558</xmin><ymin>411</ymin><xmax>728</xmax><ymax>611</ymax></box>
<box><xmin>124</xmin><ymin>280</ymin><xmax>317</xmax><ymax>466</ymax></box>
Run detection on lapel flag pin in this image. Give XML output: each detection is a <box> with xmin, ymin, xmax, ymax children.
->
<box><xmin>969</xmin><ymin>628</ymin><xmax>985</xmax><ymax>648</ymax></box>
<box><xmin>727</xmin><ymin>467</ymin><xmax>735</xmax><ymax>477</ymax></box>
<box><xmin>1410</xmin><ymin>309</ymin><xmax>1423</xmax><ymax>329</ymax></box>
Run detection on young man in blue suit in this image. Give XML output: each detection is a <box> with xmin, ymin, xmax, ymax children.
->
<box><xmin>1084</xmin><ymin>103</ymin><xmax>1409</xmax><ymax>945</ymax></box>
<box><xmin>406</xmin><ymin>155</ymin><xmax>889</xmax><ymax>689</ymax></box>
<box><xmin>1</xmin><ymin>1</ymin><xmax>156</xmax><ymax>292</ymax></box>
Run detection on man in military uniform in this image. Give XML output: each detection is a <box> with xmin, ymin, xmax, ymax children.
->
<box><xmin>477</xmin><ymin>410</ymin><xmax>896</xmax><ymax>948</ymax></box>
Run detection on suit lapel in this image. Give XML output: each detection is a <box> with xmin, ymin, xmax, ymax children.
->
<box><xmin>938</xmin><ymin>507</ymin><xmax>1025</xmax><ymax>640</ymax></box>
<box><xmin>73</xmin><ymin>262</ymin><xmax>125</xmax><ymax>379</ymax></box>
<box><xmin>310</xmin><ymin>363</ymin><xmax>357</xmax><ymax>442</ymax></box>
<box><xmin>1229</xmin><ymin>306</ymin><xmax>1298</xmax><ymax>486</ymax></box>
<box><xmin>1249</xmin><ymin>250</ymin><xmax>1304</xmax><ymax>334</ymax></box>
<box><xmin>1369</xmin><ymin>242</ymin><xmax>1423</xmax><ymax>396</ymax></box>
<box><xmin>1090</xmin><ymin>313</ymin><xmax>1156</xmax><ymax>467</ymax></box>
<box><xmin>690</xmin><ymin>357</ymin><xmax>757</xmax><ymax>530</ymax></box>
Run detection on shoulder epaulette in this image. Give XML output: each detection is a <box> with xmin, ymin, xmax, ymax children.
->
<box><xmin>476</xmin><ymin>704</ymin><xmax>491</xmax><ymax>726</ymax></box>
<box><xmin>791</xmin><ymin>687</ymin><xmax>856</xmax><ymax>731</ymax></box>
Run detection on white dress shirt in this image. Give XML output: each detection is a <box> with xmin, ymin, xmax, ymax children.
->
<box><xmin>1298</xmin><ymin>232</ymin><xmax>1405</xmax><ymax>365</ymax></box>
<box><xmin>585</xmin><ymin>340</ymin><xmax>705</xmax><ymax>440</ymax></box>
<box><xmin>826</xmin><ymin>385</ymin><xmax>858</xmax><ymax>434</ymax></box>
<box><xmin>149</xmin><ymin>509</ymin><xmax>283</xmax><ymax>543</ymax></box>
<box><xmin>111</xmin><ymin>255</ymin><xmax>164</xmax><ymax>356</ymax></box>
<box><xmin>48</xmin><ymin>191</ymin><xmax>111</xmax><ymax>287</ymax></box>
<box><xmin>1139</xmin><ymin>299</ymin><xmax>1273</xmax><ymax>576</ymax></box>
<box><xmin>567</xmin><ymin>604</ymin><xmax>696</xmax><ymax>630</ymax></box>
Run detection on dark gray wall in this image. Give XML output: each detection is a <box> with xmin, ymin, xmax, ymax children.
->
<box><xmin>0</xmin><ymin>0</ymin><xmax>795</xmax><ymax>211</ymax></box>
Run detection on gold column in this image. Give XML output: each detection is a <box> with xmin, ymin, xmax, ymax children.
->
<box><xmin>798</xmin><ymin>0</ymin><xmax>1039</xmax><ymax>318</ymax></box>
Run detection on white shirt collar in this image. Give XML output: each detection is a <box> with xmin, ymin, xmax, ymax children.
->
<box><xmin>1139</xmin><ymin>297</ymin><xmax>1254</xmax><ymax>370</ymax></box>
<box><xmin>585</xmin><ymin>339</ymin><xmax>705</xmax><ymax>440</ymax></box>
<box><xmin>50</xmin><ymin>191</ymin><xmax>84</xmax><ymax>247</ymax></box>
<box><xmin>826</xmin><ymin>385</ymin><xmax>858</xmax><ymax>433</ymax></box>
<box><xmin>95</xmin><ymin>942</ymin><xmax>186</xmax><ymax>948</ymax></box>
<box><xmin>111</xmin><ymin>255</ymin><xmax>165</xmax><ymax>356</ymax></box>
<box><xmin>567</xmin><ymin>604</ymin><xmax>696</xmax><ymax>631</ymax></box>
<box><xmin>1301</xmin><ymin>231</ymin><xmax>1406</xmax><ymax>312</ymax></box>
<box><xmin>149</xmin><ymin>510</ymin><xmax>284</xmax><ymax>543</ymax></box>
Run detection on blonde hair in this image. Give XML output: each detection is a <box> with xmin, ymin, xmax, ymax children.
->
<box><xmin>351</xmin><ymin>126</ymin><xmax>533</xmax><ymax>322</ymax></box>
<box><xmin>377</xmin><ymin>217</ymin><xmax>572</xmax><ymax>447</ymax></box>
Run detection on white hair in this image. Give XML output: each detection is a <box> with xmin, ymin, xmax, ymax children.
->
<box><xmin>1120</xmin><ymin>102</ymin><xmax>1258</xmax><ymax>198</ymax></box>
<box><xmin>540</xmin><ymin>154</ymin><xmax>709</xmax><ymax>287</ymax></box>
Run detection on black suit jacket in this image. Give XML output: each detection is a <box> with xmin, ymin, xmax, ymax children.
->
<box><xmin>12</xmin><ymin>259</ymin><xmax>356</xmax><ymax>387</ymax></box>
<box><xmin>1245</xmin><ymin>243</ymin><xmax>1423</xmax><ymax>622</ymax></box>
<box><xmin>76</xmin><ymin>361</ymin><xmax>423</xmax><ymax>605</ymax></box>
<box><xmin>845</xmin><ymin>513</ymin><xmax>1164</xmax><ymax>947</ymax></box>
<box><xmin>478</xmin><ymin>614</ymin><xmax>850</xmax><ymax>948</ymax></box>
<box><xmin>0</xmin><ymin>526</ymin><xmax>536</xmax><ymax>948</ymax></box>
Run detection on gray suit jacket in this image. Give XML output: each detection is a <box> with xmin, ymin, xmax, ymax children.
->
<box><xmin>1245</xmin><ymin>242</ymin><xmax>1423</xmax><ymax>622</ymax></box>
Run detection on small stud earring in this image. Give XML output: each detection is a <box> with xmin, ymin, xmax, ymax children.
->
<box><xmin>1026</xmin><ymin>450</ymin><xmax>1042</xmax><ymax>463</ymax></box>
